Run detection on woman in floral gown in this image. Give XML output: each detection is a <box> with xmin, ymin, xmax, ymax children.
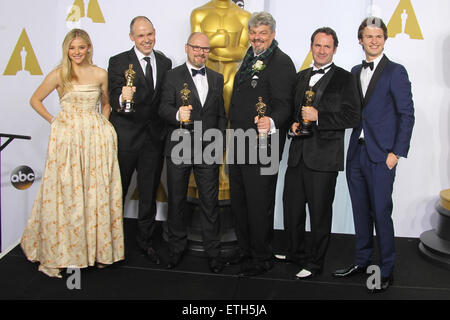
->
<box><xmin>21</xmin><ymin>29</ymin><xmax>124</xmax><ymax>278</ymax></box>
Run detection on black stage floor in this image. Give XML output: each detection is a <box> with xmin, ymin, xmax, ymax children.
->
<box><xmin>1</xmin><ymin>218</ymin><xmax>449</xmax><ymax>303</ymax></box>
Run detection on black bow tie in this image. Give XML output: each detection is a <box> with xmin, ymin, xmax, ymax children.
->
<box><xmin>191</xmin><ymin>68</ymin><xmax>206</xmax><ymax>76</ymax></box>
<box><xmin>362</xmin><ymin>60</ymin><xmax>374</xmax><ymax>71</ymax></box>
<box><xmin>311</xmin><ymin>69</ymin><xmax>325</xmax><ymax>76</ymax></box>
<box><xmin>310</xmin><ymin>64</ymin><xmax>332</xmax><ymax>76</ymax></box>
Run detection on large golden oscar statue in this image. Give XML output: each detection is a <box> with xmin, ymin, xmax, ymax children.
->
<box><xmin>188</xmin><ymin>0</ymin><xmax>250</xmax><ymax>202</ymax></box>
<box><xmin>419</xmin><ymin>188</ymin><xmax>450</xmax><ymax>268</ymax></box>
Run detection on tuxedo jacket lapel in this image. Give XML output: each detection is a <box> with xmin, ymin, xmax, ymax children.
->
<box><xmin>363</xmin><ymin>55</ymin><xmax>389</xmax><ymax>106</ymax></box>
<box><xmin>313</xmin><ymin>64</ymin><xmax>335</xmax><ymax>110</ymax></box>
<box><xmin>202</xmin><ymin>68</ymin><xmax>216</xmax><ymax>112</ymax></box>
<box><xmin>181</xmin><ymin>64</ymin><xmax>201</xmax><ymax>110</ymax></box>
<box><xmin>355</xmin><ymin>66</ymin><xmax>364</xmax><ymax>106</ymax></box>
<box><xmin>153</xmin><ymin>52</ymin><xmax>164</xmax><ymax>99</ymax></box>
<box><xmin>240</xmin><ymin>68</ymin><xmax>253</xmax><ymax>84</ymax></box>
<box><xmin>294</xmin><ymin>68</ymin><xmax>311</xmax><ymax>122</ymax></box>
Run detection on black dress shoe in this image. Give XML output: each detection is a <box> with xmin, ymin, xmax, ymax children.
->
<box><xmin>239</xmin><ymin>260</ymin><xmax>273</xmax><ymax>277</ymax></box>
<box><xmin>332</xmin><ymin>264</ymin><xmax>367</xmax><ymax>278</ymax></box>
<box><xmin>226</xmin><ymin>253</ymin><xmax>251</xmax><ymax>266</ymax></box>
<box><xmin>239</xmin><ymin>264</ymin><xmax>266</xmax><ymax>277</ymax></box>
<box><xmin>369</xmin><ymin>275</ymin><xmax>394</xmax><ymax>293</ymax></box>
<box><xmin>146</xmin><ymin>247</ymin><xmax>161</xmax><ymax>265</ymax></box>
<box><xmin>208</xmin><ymin>257</ymin><xmax>224</xmax><ymax>273</ymax></box>
<box><xmin>166</xmin><ymin>252</ymin><xmax>182</xmax><ymax>269</ymax></box>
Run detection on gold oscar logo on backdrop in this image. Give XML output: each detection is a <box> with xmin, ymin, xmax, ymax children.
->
<box><xmin>300</xmin><ymin>50</ymin><xmax>313</xmax><ymax>71</ymax></box>
<box><xmin>66</xmin><ymin>0</ymin><xmax>105</xmax><ymax>23</ymax></box>
<box><xmin>387</xmin><ymin>0</ymin><xmax>423</xmax><ymax>40</ymax></box>
<box><xmin>3</xmin><ymin>29</ymin><xmax>42</xmax><ymax>76</ymax></box>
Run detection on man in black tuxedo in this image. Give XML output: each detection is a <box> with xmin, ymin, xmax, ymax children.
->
<box><xmin>108</xmin><ymin>16</ymin><xmax>172</xmax><ymax>264</ymax></box>
<box><xmin>159</xmin><ymin>32</ymin><xmax>227</xmax><ymax>273</ymax></box>
<box><xmin>282</xmin><ymin>27</ymin><xmax>360</xmax><ymax>279</ymax></box>
<box><xmin>228</xmin><ymin>12</ymin><xmax>297</xmax><ymax>276</ymax></box>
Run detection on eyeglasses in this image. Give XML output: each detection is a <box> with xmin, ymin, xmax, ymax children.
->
<box><xmin>187</xmin><ymin>43</ymin><xmax>211</xmax><ymax>53</ymax></box>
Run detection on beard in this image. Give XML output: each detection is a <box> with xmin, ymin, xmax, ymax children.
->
<box><xmin>192</xmin><ymin>55</ymin><xmax>206</xmax><ymax>68</ymax></box>
<box><xmin>252</xmin><ymin>40</ymin><xmax>266</xmax><ymax>55</ymax></box>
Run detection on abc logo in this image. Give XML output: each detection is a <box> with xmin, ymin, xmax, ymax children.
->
<box><xmin>10</xmin><ymin>166</ymin><xmax>35</xmax><ymax>190</ymax></box>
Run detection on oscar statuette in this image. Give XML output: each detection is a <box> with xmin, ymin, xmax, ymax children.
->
<box><xmin>256</xmin><ymin>96</ymin><xmax>268</xmax><ymax>148</ymax></box>
<box><xmin>298</xmin><ymin>86</ymin><xmax>315</xmax><ymax>136</ymax></box>
<box><xmin>118</xmin><ymin>64</ymin><xmax>136</xmax><ymax>113</ymax></box>
<box><xmin>179</xmin><ymin>83</ymin><xmax>193</xmax><ymax>129</ymax></box>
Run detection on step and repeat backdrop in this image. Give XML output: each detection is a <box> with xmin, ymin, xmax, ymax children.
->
<box><xmin>0</xmin><ymin>0</ymin><xmax>448</xmax><ymax>253</ymax></box>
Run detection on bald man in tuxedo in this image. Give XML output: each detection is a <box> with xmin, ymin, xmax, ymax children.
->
<box><xmin>108</xmin><ymin>16</ymin><xmax>172</xmax><ymax>264</ymax></box>
<box><xmin>159</xmin><ymin>32</ymin><xmax>227</xmax><ymax>273</ymax></box>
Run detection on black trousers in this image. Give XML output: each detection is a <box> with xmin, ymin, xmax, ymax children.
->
<box><xmin>118</xmin><ymin>140</ymin><xmax>164</xmax><ymax>251</ymax></box>
<box><xmin>229</xmin><ymin>164</ymin><xmax>278</xmax><ymax>263</ymax></box>
<box><xmin>282</xmin><ymin>158</ymin><xmax>337</xmax><ymax>272</ymax></box>
<box><xmin>166</xmin><ymin>157</ymin><xmax>220</xmax><ymax>258</ymax></box>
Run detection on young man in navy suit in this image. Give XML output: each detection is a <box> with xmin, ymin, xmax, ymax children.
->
<box><xmin>332</xmin><ymin>17</ymin><xmax>415</xmax><ymax>293</ymax></box>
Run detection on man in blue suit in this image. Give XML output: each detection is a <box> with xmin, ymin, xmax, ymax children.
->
<box><xmin>332</xmin><ymin>17</ymin><xmax>414</xmax><ymax>293</ymax></box>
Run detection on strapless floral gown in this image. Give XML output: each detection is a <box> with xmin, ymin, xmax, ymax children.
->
<box><xmin>21</xmin><ymin>84</ymin><xmax>124</xmax><ymax>277</ymax></box>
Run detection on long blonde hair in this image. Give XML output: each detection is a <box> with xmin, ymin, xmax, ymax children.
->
<box><xmin>58</xmin><ymin>28</ymin><xmax>93</xmax><ymax>93</ymax></box>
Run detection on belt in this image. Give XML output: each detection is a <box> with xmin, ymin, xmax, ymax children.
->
<box><xmin>358</xmin><ymin>138</ymin><xmax>365</xmax><ymax>145</ymax></box>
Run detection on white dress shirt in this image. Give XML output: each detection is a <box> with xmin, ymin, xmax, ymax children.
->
<box><xmin>186</xmin><ymin>61</ymin><xmax>208</xmax><ymax>106</ymax></box>
<box><xmin>309</xmin><ymin>62</ymin><xmax>333</xmax><ymax>87</ymax></box>
<box><xmin>359</xmin><ymin>54</ymin><xmax>383</xmax><ymax>138</ymax></box>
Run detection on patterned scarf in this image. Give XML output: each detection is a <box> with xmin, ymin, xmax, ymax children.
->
<box><xmin>238</xmin><ymin>39</ymin><xmax>278</xmax><ymax>84</ymax></box>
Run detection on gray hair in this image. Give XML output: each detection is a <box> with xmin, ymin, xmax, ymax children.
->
<box><xmin>248</xmin><ymin>12</ymin><xmax>276</xmax><ymax>32</ymax></box>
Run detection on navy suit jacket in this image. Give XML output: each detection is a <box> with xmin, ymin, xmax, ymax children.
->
<box><xmin>347</xmin><ymin>55</ymin><xmax>414</xmax><ymax>163</ymax></box>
